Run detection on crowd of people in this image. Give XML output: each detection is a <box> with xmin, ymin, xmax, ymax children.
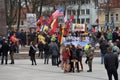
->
<box><xmin>0</xmin><ymin>28</ymin><xmax>120</xmax><ymax>80</ymax></box>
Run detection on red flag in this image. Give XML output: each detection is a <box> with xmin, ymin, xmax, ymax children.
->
<box><xmin>49</xmin><ymin>18</ymin><xmax>58</xmax><ymax>35</ymax></box>
<box><xmin>36</xmin><ymin>16</ymin><xmax>43</xmax><ymax>25</ymax></box>
<box><xmin>36</xmin><ymin>26</ymin><xmax>40</xmax><ymax>32</ymax></box>
<box><xmin>95</xmin><ymin>18</ymin><xmax>99</xmax><ymax>23</ymax></box>
<box><xmin>64</xmin><ymin>21</ymin><xmax>70</xmax><ymax>36</ymax></box>
<box><xmin>69</xmin><ymin>14</ymin><xmax>74</xmax><ymax>22</ymax></box>
<box><xmin>49</xmin><ymin>15</ymin><xmax>53</xmax><ymax>25</ymax></box>
<box><xmin>64</xmin><ymin>14</ymin><xmax>74</xmax><ymax>36</ymax></box>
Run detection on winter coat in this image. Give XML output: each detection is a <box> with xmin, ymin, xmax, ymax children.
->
<box><xmin>29</xmin><ymin>45</ymin><xmax>37</xmax><ymax>56</ymax></box>
<box><xmin>49</xmin><ymin>42</ymin><xmax>59</xmax><ymax>57</ymax></box>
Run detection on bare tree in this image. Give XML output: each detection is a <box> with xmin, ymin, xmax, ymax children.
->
<box><xmin>5</xmin><ymin>0</ymin><xmax>19</xmax><ymax>30</ymax></box>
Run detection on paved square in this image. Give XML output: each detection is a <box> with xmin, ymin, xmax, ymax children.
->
<box><xmin>0</xmin><ymin>57</ymin><xmax>119</xmax><ymax>80</ymax></box>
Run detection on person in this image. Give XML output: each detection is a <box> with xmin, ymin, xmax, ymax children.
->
<box><xmin>113</xmin><ymin>42</ymin><xmax>119</xmax><ymax>54</ymax></box>
<box><xmin>99</xmin><ymin>39</ymin><xmax>109</xmax><ymax>64</ymax></box>
<box><xmin>29</xmin><ymin>41</ymin><xmax>37</xmax><ymax>65</ymax></box>
<box><xmin>9</xmin><ymin>42</ymin><xmax>16</xmax><ymax>64</ymax></box>
<box><xmin>1</xmin><ymin>40</ymin><xmax>9</xmax><ymax>65</ymax></box>
<box><xmin>38</xmin><ymin>41</ymin><xmax>44</xmax><ymax>59</ymax></box>
<box><xmin>76</xmin><ymin>45</ymin><xmax>84</xmax><ymax>71</ymax></box>
<box><xmin>86</xmin><ymin>45</ymin><xmax>94</xmax><ymax>72</ymax></box>
<box><xmin>104</xmin><ymin>46</ymin><xmax>119</xmax><ymax>80</ymax></box>
<box><xmin>61</xmin><ymin>46</ymin><xmax>71</xmax><ymax>73</ymax></box>
<box><xmin>84</xmin><ymin>43</ymin><xmax>91</xmax><ymax>64</ymax></box>
<box><xmin>43</xmin><ymin>42</ymin><xmax>50</xmax><ymax>64</ymax></box>
<box><xmin>49</xmin><ymin>37</ymin><xmax>59</xmax><ymax>66</ymax></box>
<box><xmin>69</xmin><ymin>44</ymin><xmax>79</xmax><ymax>72</ymax></box>
<box><xmin>20</xmin><ymin>29</ymin><xmax>26</xmax><ymax>47</ymax></box>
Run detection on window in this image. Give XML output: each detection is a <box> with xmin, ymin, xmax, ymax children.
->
<box><xmin>67</xmin><ymin>10</ymin><xmax>71</xmax><ymax>15</ymax></box>
<box><xmin>105</xmin><ymin>14</ymin><xmax>108</xmax><ymax>22</ymax></box>
<box><xmin>110</xmin><ymin>14</ymin><xmax>114</xmax><ymax>21</ymax></box>
<box><xmin>116</xmin><ymin>14</ymin><xmax>119</xmax><ymax>21</ymax></box>
<box><xmin>86</xmin><ymin>18</ymin><xmax>90</xmax><ymax>23</ymax></box>
<box><xmin>21</xmin><ymin>20</ymin><xmax>24</xmax><ymax>25</ymax></box>
<box><xmin>59</xmin><ymin>18</ymin><xmax>63</xmax><ymax>23</ymax></box>
<box><xmin>72</xmin><ymin>10</ymin><xmax>76</xmax><ymax>15</ymax></box>
<box><xmin>81</xmin><ymin>9</ymin><xmax>85</xmax><ymax>15</ymax></box>
<box><xmin>81</xmin><ymin>18</ymin><xmax>85</xmax><ymax>23</ymax></box>
<box><xmin>86</xmin><ymin>9</ymin><xmax>90</xmax><ymax>15</ymax></box>
<box><xmin>77</xmin><ymin>18</ymin><xmax>80</xmax><ymax>23</ymax></box>
<box><xmin>86</xmin><ymin>0</ymin><xmax>90</xmax><ymax>4</ymax></box>
<box><xmin>77</xmin><ymin>9</ymin><xmax>80</xmax><ymax>16</ymax></box>
<box><xmin>81</xmin><ymin>0</ymin><xmax>85</xmax><ymax>4</ymax></box>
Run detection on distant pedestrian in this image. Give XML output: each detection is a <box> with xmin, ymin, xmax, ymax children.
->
<box><xmin>104</xmin><ymin>46</ymin><xmax>119</xmax><ymax>80</ymax></box>
<box><xmin>69</xmin><ymin>44</ymin><xmax>79</xmax><ymax>72</ymax></box>
<box><xmin>76</xmin><ymin>45</ymin><xmax>84</xmax><ymax>71</ymax></box>
<box><xmin>43</xmin><ymin>42</ymin><xmax>50</xmax><ymax>64</ymax></box>
<box><xmin>38</xmin><ymin>41</ymin><xmax>44</xmax><ymax>59</ymax></box>
<box><xmin>29</xmin><ymin>41</ymin><xmax>37</xmax><ymax>65</ymax></box>
<box><xmin>86</xmin><ymin>45</ymin><xmax>94</xmax><ymax>72</ymax></box>
<box><xmin>9</xmin><ymin>42</ymin><xmax>16</xmax><ymax>64</ymax></box>
<box><xmin>49</xmin><ymin>37</ymin><xmax>59</xmax><ymax>66</ymax></box>
<box><xmin>99</xmin><ymin>39</ymin><xmax>109</xmax><ymax>64</ymax></box>
<box><xmin>1</xmin><ymin>40</ymin><xmax>9</xmax><ymax>65</ymax></box>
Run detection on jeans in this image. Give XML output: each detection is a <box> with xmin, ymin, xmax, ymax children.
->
<box><xmin>101</xmin><ymin>53</ymin><xmax>105</xmax><ymax>64</ymax></box>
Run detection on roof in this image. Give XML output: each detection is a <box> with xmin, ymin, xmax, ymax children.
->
<box><xmin>100</xmin><ymin>0</ymin><xmax>120</xmax><ymax>8</ymax></box>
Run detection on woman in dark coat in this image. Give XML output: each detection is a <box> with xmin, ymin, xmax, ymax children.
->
<box><xmin>29</xmin><ymin>41</ymin><xmax>37</xmax><ymax>65</ymax></box>
<box><xmin>76</xmin><ymin>45</ymin><xmax>84</xmax><ymax>71</ymax></box>
<box><xmin>69</xmin><ymin>44</ymin><xmax>79</xmax><ymax>72</ymax></box>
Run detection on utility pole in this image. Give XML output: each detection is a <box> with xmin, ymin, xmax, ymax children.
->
<box><xmin>0</xmin><ymin>0</ymin><xmax>7</xmax><ymax>36</ymax></box>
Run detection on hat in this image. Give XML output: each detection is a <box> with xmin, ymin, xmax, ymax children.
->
<box><xmin>51</xmin><ymin>37</ymin><xmax>56</xmax><ymax>42</ymax></box>
<box><xmin>113</xmin><ymin>46</ymin><xmax>118</xmax><ymax>52</ymax></box>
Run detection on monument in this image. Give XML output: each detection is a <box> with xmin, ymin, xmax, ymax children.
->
<box><xmin>0</xmin><ymin>0</ymin><xmax>7</xmax><ymax>36</ymax></box>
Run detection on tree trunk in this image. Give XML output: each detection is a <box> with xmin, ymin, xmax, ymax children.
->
<box><xmin>0</xmin><ymin>0</ymin><xmax>7</xmax><ymax>36</ymax></box>
<box><xmin>39</xmin><ymin>0</ymin><xmax>43</xmax><ymax>17</ymax></box>
<box><xmin>17</xmin><ymin>0</ymin><xmax>21</xmax><ymax>30</ymax></box>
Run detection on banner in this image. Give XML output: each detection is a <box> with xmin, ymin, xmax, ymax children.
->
<box><xmin>73</xmin><ymin>24</ymin><xmax>85</xmax><ymax>31</ymax></box>
<box><xmin>26</xmin><ymin>13</ymin><xmax>37</xmax><ymax>27</ymax></box>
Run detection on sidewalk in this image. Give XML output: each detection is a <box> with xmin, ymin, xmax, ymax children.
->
<box><xmin>0</xmin><ymin>57</ymin><xmax>119</xmax><ymax>80</ymax></box>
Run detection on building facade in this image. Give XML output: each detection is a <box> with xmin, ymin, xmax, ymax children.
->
<box><xmin>98</xmin><ymin>0</ymin><xmax>120</xmax><ymax>29</ymax></box>
<box><xmin>64</xmin><ymin>0</ymin><xmax>98</xmax><ymax>29</ymax></box>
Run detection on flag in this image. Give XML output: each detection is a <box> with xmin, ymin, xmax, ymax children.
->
<box><xmin>95</xmin><ymin>18</ymin><xmax>99</xmax><ymax>24</ymax></box>
<box><xmin>43</xmin><ymin>25</ymin><xmax>48</xmax><ymax>31</ymax></box>
<box><xmin>49</xmin><ymin>15</ymin><xmax>53</xmax><ymax>25</ymax></box>
<box><xmin>64</xmin><ymin>12</ymin><xmax>67</xmax><ymax>22</ymax></box>
<box><xmin>60</xmin><ymin>26</ymin><xmax>64</xmax><ymax>44</ymax></box>
<box><xmin>36</xmin><ymin>26</ymin><xmax>40</xmax><ymax>32</ymax></box>
<box><xmin>49</xmin><ymin>18</ymin><xmax>58</xmax><ymax>35</ymax></box>
<box><xmin>69</xmin><ymin>14</ymin><xmax>74</xmax><ymax>22</ymax></box>
<box><xmin>64</xmin><ymin>21</ymin><xmax>70</xmax><ymax>36</ymax></box>
<box><xmin>104</xmin><ymin>22</ymin><xmax>108</xmax><ymax>32</ymax></box>
<box><xmin>110</xmin><ymin>20</ymin><xmax>115</xmax><ymax>30</ymax></box>
<box><xmin>36</xmin><ymin>16</ymin><xmax>43</xmax><ymax>25</ymax></box>
<box><xmin>52</xmin><ymin>8</ymin><xmax>64</xmax><ymax>19</ymax></box>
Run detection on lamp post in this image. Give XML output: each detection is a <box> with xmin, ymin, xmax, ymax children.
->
<box><xmin>0</xmin><ymin>0</ymin><xmax>7</xmax><ymax>36</ymax></box>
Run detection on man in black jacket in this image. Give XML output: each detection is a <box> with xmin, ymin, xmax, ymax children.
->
<box><xmin>1</xmin><ymin>40</ymin><xmax>9</xmax><ymax>64</ymax></box>
<box><xmin>104</xmin><ymin>47</ymin><xmax>119</xmax><ymax>80</ymax></box>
